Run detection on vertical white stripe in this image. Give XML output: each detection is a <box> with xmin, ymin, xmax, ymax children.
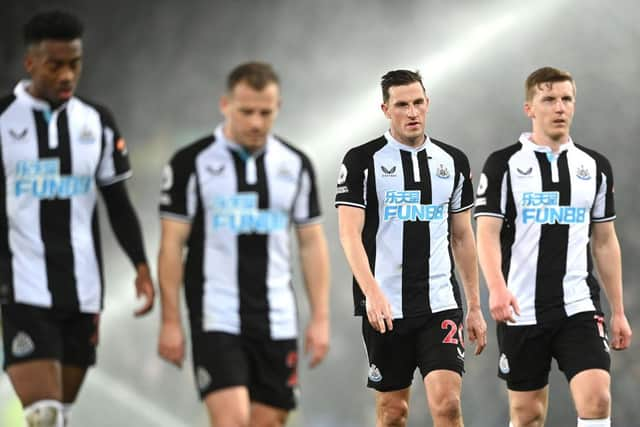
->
<box><xmin>201</xmin><ymin>146</ymin><xmax>240</xmax><ymax>334</ymax></box>
<box><xmin>551</xmin><ymin>158</ymin><xmax>559</xmax><ymax>182</ymax></box>
<box><xmin>69</xmin><ymin>102</ymin><xmax>103</xmax><ymax>313</ymax></box>
<box><xmin>97</xmin><ymin>126</ymin><xmax>116</xmax><ymax>184</ymax></box>
<box><xmin>428</xmin><ymin>144</ymin><xmax>457</xmax><ymax>312</ymax></box>
<box><xmin>373</xmin><ymin>148</ymin><xmax>404</xmax><ymax>318</ymax></box>
<box><xmin>428</xmin><ymin>212</ymin><xmax>458</xmax><ymax>312</ymax></box>
<box><xmin>363</xmin><ymin>168</ymin><xmax>368</xmax><ymax>205</ymax></box>
<box><xmin>2</xmin><ymin>103</ymin><xmax>50</xmax><ymax>307</ymax></box>
<box><xmin>186</xmin><ymin>175</ymin><xmax>197</xmax><ymax>218</ymax></box>
<box><xmin>591</xmin><ymin>173</ymin><xmax>608</xmax><ymax>219</ymax></box>
<box><xmin>292</xmin><ymin>170</ymin><xmax>311</xmax><ymax>223</ymax></box>
<box><xmin>411</xmin><ymin>151</ymin><xmax>420</xmax><ymax>182</ymax></box>
<box><xmin>563</xmin><ymin>152</ymin><xmax>596</xmax><ymax>316</ymax></box>
<box><xmin>265</xmin><ymin>147</ymin><xmax>298</xmax><ymax>339</ymax></box>
<box><xmin>500</xmin><ymin>172</ymin><xmax>508</xmax><ymax>214</ymax></box>
<box><xmin>48</xmin><ymin>110</ymin><xmax>59</xmax><ymax>149</ymax></box>
<box><xmin>506</xmin><ymin>153</ymin><xmax>542</xmax><ymax>324</ymax></box>
<box><xmin>246</xmin><ymin>156</ymin><xmax>257</xmax><ymax>184</ymax></box>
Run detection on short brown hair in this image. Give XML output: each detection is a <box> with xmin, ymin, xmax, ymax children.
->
<box><xmin>227</xmin><ymin>61</ymin><xmax>279</xmax><ymax>92</ymax></box>
<box><xmin>525</xmin><ymin>67</ymin><xmax>575</xmax><ymax>101</ymax></box>
<box><xmin>381</xmin><ymin>69</ymin><xmax>425</xmax><ymax>103</ymax></box>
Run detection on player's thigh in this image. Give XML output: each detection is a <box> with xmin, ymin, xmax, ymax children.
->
<box><xmin>553</xmin><ymin>312</ymin><xmax>610</xmax><ymax>384</ymax></box>
<box><xmin>60</xmin><ymin>311</ymin><xmax>98</xmax><ymax>402</ymax></box>
<box><xmin>1</xmin><ymin>303</ymin><xmax>64</xmax><ymax>404</ymax></box>
<box><xmin>423</xmin><ymin>369</ymin><xmax>462</xmax><ymax>411</ymax></box>
<box><xmin>569</xmin><ymin>369</ymin><xmax>611</xmax><ymax>419</ymax></box>
<box><xmin>249</xmin><ymin>402</ymin><xmax>288</xmax><ymax>427</ymax></box>
<box><xmin>204</xmin><ymin>386</ymin><xmax>250</xmax><ymax>427</ymax></box>
<box><xmin>191</xmin><ymin>331</ymin><xmax>251</xmax><ymax>400</ymax></box>
<box><xmin>415</xmin><ymin>309</ymin><xmax>465</xmax><ymax>379</ymax></box>
<box><xmin>497</xmin><ymin>323</ymin><xmax>552</xmax><ymax>392</ymax></box>
<box><xmin>246</xmin><ymin>337</ymin><xmax>298</xmax><ymax>412</ymax></box>
<box><xmin>362</xmin><ymin>316</ymin><xmax>416</xmax><ymax>392</ymax></box>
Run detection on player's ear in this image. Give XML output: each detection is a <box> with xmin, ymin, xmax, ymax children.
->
<box><xmin>219</xmin><ymin>95</ymin><xmax>229</xmax><ymax>117</ymax></box>
<box><xmin>524</xmin><ymin>101</ymin><xmax>534</xmax><ymax>119</ymax></box>
<box><xmin>381</xmin><ymin>102</ymin><xmax>390</xmax><ymax>118</ymax></box>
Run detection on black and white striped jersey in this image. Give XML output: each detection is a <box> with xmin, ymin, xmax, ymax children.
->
<box><xmin>474</xmin><ymin>133</ymin><xmax>615</xmax><ymax>326</ymax></box>
<box><xmin>335</xmin><ymin>131</ymin><xmax>474</xmax><ymax>319</ymax></box>
<box><xmin>0</xmin><ymin>81</ymin><xmax>132</xmax><ymax>313</ymax></box>
<box><xmin>159</xmin><ymin>125</ymin><xmax>321</xmax><ymax>340</ymax></box>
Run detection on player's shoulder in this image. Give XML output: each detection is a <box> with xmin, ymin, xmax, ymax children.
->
<box><xmin>73</xmin><ymin>95</ymin><xmax>112</xmax><ymax>117</ymax></box>
<box><xmin>344</xmin><ymin>135</ymin><xmax>388</xmax><ymax>159</ymax></box>
<box><xmin>430</xmin><ymin>137</ymin><xmax>469</xmax><ymax>161</ymax></box>
<box><xmin>485</xmin><ymin>141</ymin><xmax>523</xmax><ymax>165</ymax></box>
<box><xmin>573</xmin><ymin>142</ymin><xmax>611</xmax><ymax>165</ymax></box>
<box><xmin>0</xmin><ymin>93</ymin><xmax>17</xmax><ymax>116</ymax></box>
<box><xmin>272</xmin><ymin>135</ymin><xmax>313</xmax><ymax>166</ymax></box>
<box><xmin>169</xmin><ymin>134</ymin><xmax>217</xmax><ymax>166</ymax></box>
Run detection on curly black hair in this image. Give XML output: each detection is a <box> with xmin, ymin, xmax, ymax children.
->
<box><xmin>23</xmin><ymin>10</ymin><xmax>84</xmax><ymax>45</ymax></box>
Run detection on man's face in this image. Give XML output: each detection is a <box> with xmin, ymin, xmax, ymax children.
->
<box><xmin>24</xmin><ymin>39</ymin><xmax>83</xmax><ymax>106</ymax></box>
<box><xmin>525</xmin><ymin>80</ymin><xmax>575</xmax><ymax>142</ymax></box>
<box><xmin>381</xmin><ymin>81</ymin><xmax>429</xmax><ymax>145</ymax></box>
<box><xmin>220</xmin><ymin>81</ymin><xmax>280</xmax><ymax>152</ymax></box>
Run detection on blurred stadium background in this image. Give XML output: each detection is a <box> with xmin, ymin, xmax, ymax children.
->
<box><xmin>1</xmin><ymin>1</ymin><xmax>639</xmax><ymax>425</ymax></box>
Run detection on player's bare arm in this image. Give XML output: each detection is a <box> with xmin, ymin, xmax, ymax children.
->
<box><xmin>296</xmin><ymin>223</ymin><xmax>330</xmax><ymax>368</ymax></box>
<box><xmin>337</xmin><ymin>205</ymin><xmax>393</xmax><ymax>333</ymax></box>
<box><xmin>476</xmin><ymin>216</ymin><xmax>520</xmax><ymax>323</ymax></box>
<box><xmin>450</xmin><ymin>210</ymin><xmax>487</xmax><ymax>355</ymax></box>
<box><xmin>157</xmin><ymin>218</ymin><xmax>192</xmax><ymax>367</ymax></box>
<box><xmin>591</xmin><ymin>221</ymin><xmax>632</xmax><ymax>350</ymax></box>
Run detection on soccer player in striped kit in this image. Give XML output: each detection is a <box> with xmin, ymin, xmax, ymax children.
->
<box><xmin>336</xmin><ymin>69</ymin><xmax>487</xmax><ymax>427</ymax></box>
<box><xmin>475</xmin><ymin>67</ymin><xmax>632</xmax><ymax>427</ymax></box>
<box><xmin>0</xmin><ymin>10</ymin><xmax>154</xmax><ymax>427</ymax></box>
<box><xmin>157</xmin><ymin>62</ymin><xmax>330</xmax><ymax>427</ymax></box>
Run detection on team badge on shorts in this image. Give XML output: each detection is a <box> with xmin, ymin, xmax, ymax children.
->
<box><xmin>12</xmin><ymin>331</ymin><xmax>35</xmax><ymax>357</ymax></box>
<box><xmin>368</xmin><ymin>364</ymin><xmax>383</xmax><ymax>382</ymax></box>
<box><xmin>499</xmin><ymin>353</ymin><xmax>510</xmax><ymax>374</ymax></box>
<box><xmin>196</xmin><ymin>366</ymin><xmax>212</xmax><ymax>391</ymax></box>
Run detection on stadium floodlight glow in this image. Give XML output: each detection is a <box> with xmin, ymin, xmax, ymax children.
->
<box><xmin>309</xmin><ymin>0</ymin><xmax>569</xmax><ymax>171</ymax></box>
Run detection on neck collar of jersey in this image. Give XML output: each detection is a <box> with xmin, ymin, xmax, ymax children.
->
<box><xmin>384</xmin><ymin>130</ymin><xmax>431</xmax><ymax>152</ymax></box>
<box><xmin>215</xmin><ymin>124</ymin><xmax>269</xmax><ymax>160</ymax></box>
<box><xmin>518</xmin><ymin>132</ymin><xmax>574</xmax><ymax>154</ymax></box>
<box><xmin>14</xmin><ymin>80</ymin><xmax>69</xmax><ymax>112</ymax></box>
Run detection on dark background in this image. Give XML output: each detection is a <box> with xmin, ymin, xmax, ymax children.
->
<box><xmin>1</xmin><ymin>1</ymin><xmax>638</xmax><ymax>425</ymax></box>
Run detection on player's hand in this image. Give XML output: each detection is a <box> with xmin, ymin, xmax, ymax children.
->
<box><xmin>610</xmin><ymin>312</ymin><xmax>632</xmax><ymax>350</ymax></box>
<box><xmin>465</xmin><ymin>307</ymin><xmax>487</xmax><ymax>355</ymax></box>
<box><xmin>158</xmin><ymin>321</ymin><xmax>185</xmax><ymax>368</ymax></box>
<box><xmin>489</xmin><ymin>285</ymin><xmax>520</xmax><ymax>323</ymax></box>
<box><xmin>365</xmin><ymin>287</ymin><xmax>393</xmax><ymax>334</ymax></box>
<box><xmin>305</xmin><ymin>315</ymin><xmax>330</xmax><ymax>368</ymax></box>
<box><xmin>134</xmin><ymin>263</ymin><xmax>155</xmax><ymax>316</ymax></box>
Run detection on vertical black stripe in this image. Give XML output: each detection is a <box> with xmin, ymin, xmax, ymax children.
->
<box><xmin>91</xmin><ymin>206</ymin><xmax>105</xmax><ymax>309</ymax></box>
<box><xmin>35</xmin><ymin>110</ymin><xmax>79</xmax><ymax>310</ymax></box>
<box><xmin>231</xmin><ymin>151</ymin><xmax>270</xmax><ymax>337</ymax></box>
<box><xmin>185</xmin><ymin>178</ymin><xmax>205</xmax><ymax>332</ymax></box>
<box><xmin>400</xmin><ymin>149</ymin><xmax>431</xmax><ymax>316</ymax></box>
<box><xmin>356</xmin><ymin>162</ymin><xmax>380</xmax><ymax>315</ymax></box>
<box><xmin>501</xmin><ymin>172</ymin><xmax>517</xmax><ymax>280</ymax></box>
<box><xmin>0</xmin><ymin>138</ymin><xmax>14</xmax><ymax>303</ymax></box>
<box><xmin>585</xmin><ymin>241</ymin><xmax>602</xmax><ymax>313</ymax></box>
<box><xmin>534</xmin><ymin>151</ymin><xmax>570</xmax><ymax>323</ymax></box>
